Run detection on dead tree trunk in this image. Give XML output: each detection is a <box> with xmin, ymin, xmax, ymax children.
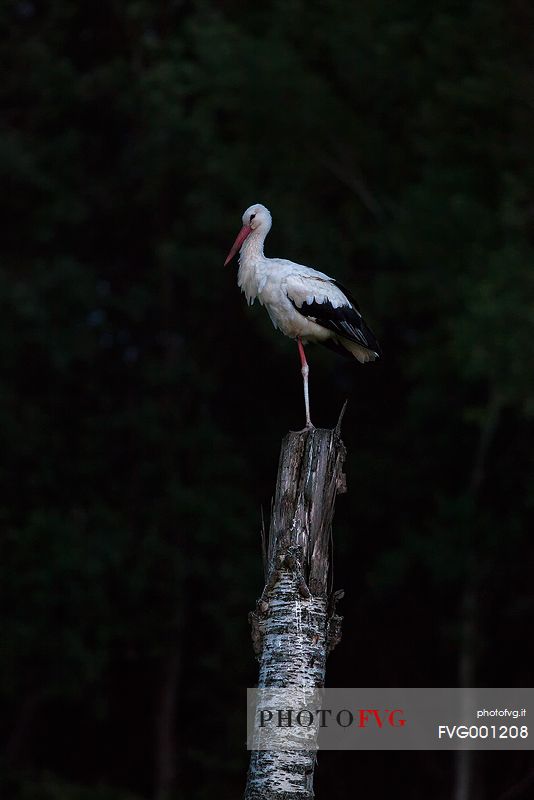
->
<box><xmin>245</xmin><ymin>414</ymin><xmax>347</xmax><ymax>800</ymax></box>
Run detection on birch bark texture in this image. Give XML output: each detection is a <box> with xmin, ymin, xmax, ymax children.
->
<box><xmin>245</xmin><ymin>416</ymin><xmax>347</xmax><ymax>800</ymax></box>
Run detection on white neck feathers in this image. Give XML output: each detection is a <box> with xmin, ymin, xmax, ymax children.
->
<box><xmin>237</xmin><ymin>228</ymin><xmax>270</xmax><ymax>305</ymax></box>
<box><xmin>239</xmin><ymin>227</ymin><xmax>268</xmax><ymax>263</ymax></box>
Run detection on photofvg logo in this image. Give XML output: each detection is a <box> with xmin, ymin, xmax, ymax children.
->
<box><xmin>247</xmin><ymin>689</ymin><xmax>410</xmax><ymax>750</ymax></box>
<box><xmin>259</xmin><ymin>707</ymin><xmax>406</xmax><ymax>730</ymax></box>
<box><xmin>247</xmin><ymin>688</ymin><xmax>534</xmax><ymax>751</ymax></box>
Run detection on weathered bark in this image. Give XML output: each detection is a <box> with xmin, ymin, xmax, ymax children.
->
<box><xmin>245</xmin><ymin>415</ymin><xmax>347</xmax><ymax>800</ymax></box>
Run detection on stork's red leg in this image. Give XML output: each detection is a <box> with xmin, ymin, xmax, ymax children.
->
<box><xmin>297</xmin><ymin>337</ymin><xmax>313</xmax><ymax>429</ymax></box>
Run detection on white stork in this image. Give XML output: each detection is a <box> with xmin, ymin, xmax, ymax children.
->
<box><xmin>224</xmin><ymin>203</ymin><xmax>381</xmax><ymax>429</ymax></box>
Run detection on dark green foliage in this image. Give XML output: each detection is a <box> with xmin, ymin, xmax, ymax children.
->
<box><xmin>1</xmin><ymin>1</ymin><xmax>533</xmax><ymax>799</ymax></box>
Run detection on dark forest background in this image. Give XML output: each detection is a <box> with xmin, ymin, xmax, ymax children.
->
<box><xmin>1</xmin><ymin>1</ymin><xmax>534</xmax><ymax>798</ymax></box>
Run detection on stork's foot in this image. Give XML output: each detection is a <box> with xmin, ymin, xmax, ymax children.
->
<box><xmin>292</xmin><ymin>421</ymin><xmax>316</xmax><ymax>434</ymax></box>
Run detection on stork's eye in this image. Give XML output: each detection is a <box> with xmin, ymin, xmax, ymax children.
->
<box><xmin>250</xmin><ymin>213</ymin><xmax>256</xmax><ymax>222</ymax></box>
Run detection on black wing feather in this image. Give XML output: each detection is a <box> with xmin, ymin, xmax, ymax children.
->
<box><xmin>288</xmin><ymin>281</ymin><xmax>381</xmax><ymax>355</ymax></box>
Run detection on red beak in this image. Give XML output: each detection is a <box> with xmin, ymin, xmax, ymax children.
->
<box><xmin>224</xmin><ymin>224</ymin><xmax>252</xmax><ymax>266</ymax></box>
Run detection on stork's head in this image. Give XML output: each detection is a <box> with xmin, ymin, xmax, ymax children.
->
<box><xmin>224</xmin><ymin>203</ymin><xmax>272</xmax><ymax>265</ymax></box>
